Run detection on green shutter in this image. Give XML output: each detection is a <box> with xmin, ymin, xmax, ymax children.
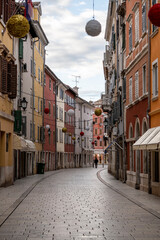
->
<box><xmin>14</xmin><ymin>110</ymin><xmax>22</xmax><ymax>133</ymax></box>
<box><xmin>19</xmin><ymin>39</ymin><xmax>23</xmax><ymax>59</ymax></box>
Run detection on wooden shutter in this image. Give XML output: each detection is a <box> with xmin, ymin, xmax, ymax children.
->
<box><xmin>0</xmin><ymin>0</ymin><xmax>2</xmax><ymax>18</ymax></box>
<box><xmin>0</xmin><ymin>56</ymin><xmax>8</xmax><ymax>94</ymax></box>
<box><xmin>14</xmin><ymin>110</ymin><xmax>22</xmax><ymax>133</ymax></box>
<box><xmin>8</xmin><ymin>63</ymin><xmax>17</xmax><ymax>99</ymax></box>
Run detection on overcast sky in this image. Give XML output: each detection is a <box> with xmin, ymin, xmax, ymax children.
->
<box><xmin>40</xmin><ymin>0</ymin><xmax>108</xmax><ymax>101</ymax></box>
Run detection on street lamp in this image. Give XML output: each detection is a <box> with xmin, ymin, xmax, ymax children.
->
<box><xmin>20</xmin><ymin>97</ymin><xmax>28</xmax><ymax>111</ymax></box>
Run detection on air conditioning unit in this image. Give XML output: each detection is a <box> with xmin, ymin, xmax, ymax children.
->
<box><xmin>23</xmin><ymin>63</ymin><xmax>28</xmax><ymax>72</ymax></box>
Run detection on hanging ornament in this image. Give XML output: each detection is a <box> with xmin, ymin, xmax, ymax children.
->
<box><xmin>148</xmin><ymin>4</ymin><xmax>160</xmax><ymax>27</ymax></box>
<box><xmin>44</xmin><ymin>107</ymin><xmax>49</xmax><ymax>114</ymax></box>
<box><xmin>62</xmin><ymin>127</ymin><xmax>67</xmax><ymax>133</ymax></box>
<box><xmin>92</xmin><ymin>141</ymin><xmax>95</xmax><ymax>145</ymax></box>
<box><xmin>7</xmin><ymin>15</ymin><xmax>30</xmax><ymax>38</ymax></box>
<box><xmin>72</xmin><ymin>136</ymin><xmax>76</xmax><ymax>141</ymax></box>
<box><xmin>80</xmin><ymin>131</ymin><xmax>84</xmax><ymax>136</ymax></box>
<box><xmin>97</xmin><ymin>136</ymin><xmax>100</xmax><ymax>140</ymax></box>
<box><xmin>85</xmin><ymin>0</ymin><xmax>101</xmax><ymax>37</ymax></box>
<box><xmin>95</xmin><ymin>108</ymin><xmax>102</xmax><ymax>116</ymax></box>
<box><xmin>69</xmin><ymin>133</ymin><xmax>72</xmax><ymax>136</ymax></box>
<box><xmin>68</xmin><ymin>109</ymin><xmax>74</xmax><ymax>116</ymax></box>
<box><xmin>82</xmin><ymin>138</ymin><xmax>84</xmax><ymax>141</ymax></box>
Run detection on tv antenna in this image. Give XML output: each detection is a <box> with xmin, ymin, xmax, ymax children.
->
<box><xmin>72</xmin><ymin>75</ymin><xmax>81</xmax><ymax>87</ymax></box>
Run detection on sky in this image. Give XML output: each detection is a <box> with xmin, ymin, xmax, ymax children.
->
<box><xmin>40</xmin><ymin>0</ymin><xmax>109</xmax><ymax>102</ymax></box>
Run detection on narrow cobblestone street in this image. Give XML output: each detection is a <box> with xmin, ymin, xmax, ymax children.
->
<box><xmin>0</xmin><ymin>167</ymin><xmax>160</xmax><ymax>240</ymax></box>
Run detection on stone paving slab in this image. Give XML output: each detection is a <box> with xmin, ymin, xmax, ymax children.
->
<box><xmin>0</xmin><ymin>167</ymin><xmax>160</xmax><ymax>240</ymax></box>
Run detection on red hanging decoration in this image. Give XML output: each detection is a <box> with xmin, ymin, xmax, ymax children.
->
<box><xmin>148</xmin><ymin>4</ymin><xmax>160</xmax><ymax>27</ymax></box>
<box><xmin>97</xmin><ymin>136</ymin><xmax>100</xmax><ymax>140</ymax></box>
<box><xmin>44</xmin><ymin>107</ymin><xmax>49</xmax><ymax>114</ymax></box>
<box><xmin>80</xmin><ymin>131</ymin><xmax>84</xmax><ymax>136</ymax></box>
<box><xmin>92</xmin><ymin>141</ymin><xmax>95</xmax><ymax>145</ymax></box>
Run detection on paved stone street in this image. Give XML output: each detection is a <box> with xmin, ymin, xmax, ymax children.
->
<box><xmin>0</xmin><ymin>166</ymin><xmax>160</xmax><ymax>240</ymax></box>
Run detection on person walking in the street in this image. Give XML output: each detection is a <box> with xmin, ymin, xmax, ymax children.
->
<box><xmin>94</xmin><ymin>156</ymin><xmax>98</xmax><ymax>168</ymax></box>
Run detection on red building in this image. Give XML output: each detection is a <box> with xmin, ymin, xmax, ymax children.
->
<box><xmin>64</xmin><ymin>86</ymin><xmax>77</xmax><ymax>167</ymax></box>
<box><xmin>126</xmin><ymin>0</ymin><xmax>149</xmax><ymax>191</ymax></box>
<box><xmin>44</xmin><ymin>65</ymin><xmax>57</xmax><ymax>171</ymax></box>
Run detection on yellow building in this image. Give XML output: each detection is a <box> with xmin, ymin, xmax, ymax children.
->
<box><xmin>0</xmin><ymin>5</ymin><xmax>17</xmax><ymax>186</ymax></box>
<box><xmin>32</xmin><ymin>2</ymin><xmax>49</xmax><ymax>171</ymax></box>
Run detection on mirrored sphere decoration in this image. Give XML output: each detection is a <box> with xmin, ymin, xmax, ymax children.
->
<box><xmin>85</xmin><ymin>19</ymin><xmax>101</xmax><ymax>37</ymax></box>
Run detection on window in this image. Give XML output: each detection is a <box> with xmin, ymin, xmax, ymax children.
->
<box><xmin>53</xmin><ymin>82</ymin><xmax>56</xmax><ymax>93</ymax></box>
<box><xmin>95</xmin><ymin>118</ymin><xmax>97</xmax><ymax>123</ymax></box>
<box><xmin>44</xmin><ymin>73</ymin><xmax>46</xmax><ymax>85</ymax></box>
<box><xmin>142</xmin><ymin>3</ymin><xmax>147</xmax><ymax>33</ymax></box>
<box><xmin>53</xmin><ymin>131</ymin><xmax>55</xmax><ymax>144</ymax></box>
<box><xmin>56</xmin><ymin>106</ymin><xmax>58</xmax><ymax>119</ymax></box>
<box><xmin>100</xmin><ymin>140</ymin><xmax>102</xmax><ymax>147</ymax></box>
<box><xmin>37</xmin><ymin>126</ymin><xmax>40</xmax><ymax>142</ymax></box>
<box><xmin>129</xmin><ymin>77</ymin><xmax>133</xmax><ymax>103</ymax></box>
<box><xmin>100</xmin><ymin>128</ymin><xmax>102</xmax><ymax>135</ymax></box>
<box><xmin>135</xmin><ymin>9</ymin><xmax>139</xmax><ymax>44</ymax></box>
<box><xmin>38</xmin><ymin>68</ymin><xmax>41</xmax><ymax>82</ymax></box>
<box><xmin>60</xmin><ymin>88</ymin><xmax>64</xmax><ymax>100</ymax></box>
<box><xmin>135</xmin><ymin>71</ymin><xmax>139</xmax><ymax>99</ymax></box>
<box><xmin>152</xmin><ymin>0</ymin><xmax>157</xmax><ymax>32</ymax></box>
<box><xmin>142</xmin><ymin>65</ymin><xmax>147</xmax><ymax>94</ymax></box>
<box><xmin>59</xmin><ymin>129</ymin><xmax>63</xmax><ymax>143</ymax></box>
<box><xmin>6</xmin><ymin>133</ymin><xmax>9</xmax><ymax>152</ymax></box>
<box><xmin>41</xmin><ymin>71</ymin><xmax>43</xmax><ymax>84</ymax></box>
<box><xmin>95</xmin><ymin>129</ymin><xmax>97</xmax><ymax>135</ymax></box>
<box><xmin>49</xmin><ymin>102</ymin><xmax>51</xmax><ymax>115</ymax></box>
<box><xmin>49</xmin><ymin>79</ymin><xmax>51</xmax><ymax>90</ymax></box>
<box><xmin>129</xmin><ymin>23</ymin><xmax>132</xmax><ymax>52</ymax></box>
<box><xmin>152</xmin><ymin>60</ymin><xmax>158</xmax><ymax>97</ymax></box>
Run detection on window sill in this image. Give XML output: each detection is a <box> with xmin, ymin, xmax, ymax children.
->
<box><xmin>142</xmin><ymin>31</ymin><xmax>147</xmax><ymax>39</ymax></box>
<box><xmin>134</xmin><ymin>41</ymin><xmax>139</xmax><ymax>48</ymax></box>
<box><xmin>129</xmin><ymin>50</ymin><xmax>133</xmax><ymax>56</ymax></box>
<box><xmin>152</xmin><ymin>95</ymin><xmax>158</xmax><ymax>102</ymax></box>
<box><xmin>151</xmin><ymin>28</ymin><xmax>159</xmax><ymax>39</ymax></box>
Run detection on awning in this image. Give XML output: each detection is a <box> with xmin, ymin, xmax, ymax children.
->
<box><xmin>13</xmin><ymin>134</ymin><xmax>36</xmax><ymax>152</ymax></box>
<box><xmin>133</xmin><ymin>127</ymin><xmax>160</xmax><ymax>150</ymax></box>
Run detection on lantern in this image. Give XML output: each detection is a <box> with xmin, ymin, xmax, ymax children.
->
<box><xmin>68</xmin><ymin>109</ymin><xmax>74</xmax><ymax>116</ymax></box>
<box><xmin>97</xmin><ymin>136</ymin><xmax>100</xmax><ymax>140</ymax></box>
<box><xmin>85</xmin><ymin>19</ymin><xmax>101</xmax><ymax>37</ymax></box>
<box><xmin>72</xmin><ymin>137</ymin><xmax>76</xmax><ymax>141</ymax></box>
<box><xmin>69</xmin><ymin>133</ymin><xmax>72</xmax><ymax>136</ymax></box>
<box><xmin>7</xmin><ymin>15</ymin><xmax>30</xmax><ymax>38</ymax></box>
<box><xmin>80</xmin><ymin>131</ymin><xmax>84</xmax><ymax>136</ymax></box>
<box><xmin>62</xmin><ymin>127</ymin><xmax>67</xmax><ymax>133</ymax></box>
<box><xmin>148</xmin><ymin>4</ymin><xmax>160</xmax><ymax>27</ymax></box>
<box><xmin>92</xmin><ymin>141</ymin><xmax>95</xmax><ymax>145</ymax></box>
<box><xmin>44</xmin><ymin>108</ymin><xmax>49</xmax><ymax>114</ymax></box>
<box><xmin>95</xmin><ymin>108</ymin><xmax>102</xmax><ymax>116</ymax></box>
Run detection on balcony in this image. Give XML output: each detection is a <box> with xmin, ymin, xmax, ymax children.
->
<box><xmin>117</xmin><ymin>1</ymin><xmax>126</xmax><ymax>17</ymax></box>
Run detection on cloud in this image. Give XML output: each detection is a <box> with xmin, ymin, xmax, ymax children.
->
<box><xmin>40</xmin><ymin>0</ymin><xmax>107</xmax><ymax>101</ymax></box>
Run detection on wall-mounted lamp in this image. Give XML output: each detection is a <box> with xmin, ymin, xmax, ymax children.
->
<box><xmin>19</xmin><ymin>97</ymin><xmax>28</xmax><ymax>111</ymax></box>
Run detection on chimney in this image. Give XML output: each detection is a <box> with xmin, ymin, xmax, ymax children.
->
<box><xmin>73</xmin><ymin>86</ymin><xmax>79</xmax><ymax>94</ymax></box>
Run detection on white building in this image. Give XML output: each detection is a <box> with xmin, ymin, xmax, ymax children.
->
<box><xmin>74</xmin><ymin>88</ymin><xmax>94</xmax><ymax>167</ymax></box>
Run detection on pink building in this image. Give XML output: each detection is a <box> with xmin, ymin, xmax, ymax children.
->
<box><xmin>44</xmin><ymin>65</ymin><xmax>57</xmax><ymax>171</ymax></box>
<box><xmin>93</xmin><ymin>105</ymin><xmax>104</xmax><ymax>163</ymax></box>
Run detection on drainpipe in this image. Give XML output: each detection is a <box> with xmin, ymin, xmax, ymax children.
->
<box><xmin>55</xmin><ymin>82</ymin><xmax>57</xmax><ymax>170</ymax></box>
<box><xmin>147</xmin><ymin>1</ymin><xmax>152</xmax><ymax>194</ymax></box>
<box><xmin>42</xmin><ymin>50</ymin><xmax>45</xmax><ymax>164</ymax></box>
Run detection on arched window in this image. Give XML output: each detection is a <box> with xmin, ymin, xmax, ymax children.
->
<box><xmin>142</xmin><ymin>119</ymin><xmax>148</xmax><ymax>174</ymax></box>
<box><xmin>135</xmin><ymin>119</ymin><xmax>141</xmax><ymax>188</ymax></box>
<box><xmin>129</xmin><ymin>124</ymin><xmax>134</xmax><ymax>171</ymax></box>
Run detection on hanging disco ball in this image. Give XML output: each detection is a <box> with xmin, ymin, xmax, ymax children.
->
<box><xmin>148</xmin><ymin>4</ymin><xmax>160</xmax><ymax>27</ymax></box>
<box><xmin>85</xmin><ymin>19</ymin><xmax>101</xmax><ymax>37</ymax></box>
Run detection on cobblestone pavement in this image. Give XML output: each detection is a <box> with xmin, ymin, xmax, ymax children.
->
<box><xmin>0</xmin><ymin>166</ymin><xmax>160</xmax><ymax>240</ymax></box>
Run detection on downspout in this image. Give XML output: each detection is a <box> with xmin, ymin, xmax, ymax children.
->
<box><xmin>147</xmin><ymin>1</ymin><xmax>152</xmax><ymax>194</ymax></box>
<box><xmin>42</xmin><ymin>50</ymin><xmax>45</xmax><ymax>164</ymax></box>
<box><xmin>55</xmin><ymin>82</ymin><xmax>57</xmax><ymax>170</ymax></box>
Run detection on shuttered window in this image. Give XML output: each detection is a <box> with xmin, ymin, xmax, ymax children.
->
<box><xmin>142</xmin><ymin>3</ymin><xmax>147</xmax><ymax>33</ymax></box>
<box><xmin>7</xmin><ymin>62</ymin><xmax>17</xmax><ymax>99</ymax></box>
<box><xmin>129</xmin><ymin>23</ymin><xmax>132</xmax><ymax>52</ymax></box>
<box><xmin>122</xmin><ymin>23</ymin><xmax>125</xmax><ymax>50</ymax></box>
<box><xmin>0</xmin><ymin>56</ymin><xmax>7</xmax><ymax>94</ymax></box>
<box><xmin>135</xmin><ymin>9</ymin><xmax>139</xmax><ymax>43</ymax></box>
<box><xmin>129</xmin><ymin>77</ymin><xmax>132</xmax><ymax>103</ymax></box>
<box><xmin>152</xmin><ymin>60</ymin><xmax>158</xmax><ymax>97</ymax></box>
<box><xmin>142</xmin><ymin>65</ymin><xmax>147</xmax><ymax>94</ymax></box>
<box><xmin>135</xmin><ymin>71</ymin><xmax>139</xmax><ymax>99</ymax></box>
